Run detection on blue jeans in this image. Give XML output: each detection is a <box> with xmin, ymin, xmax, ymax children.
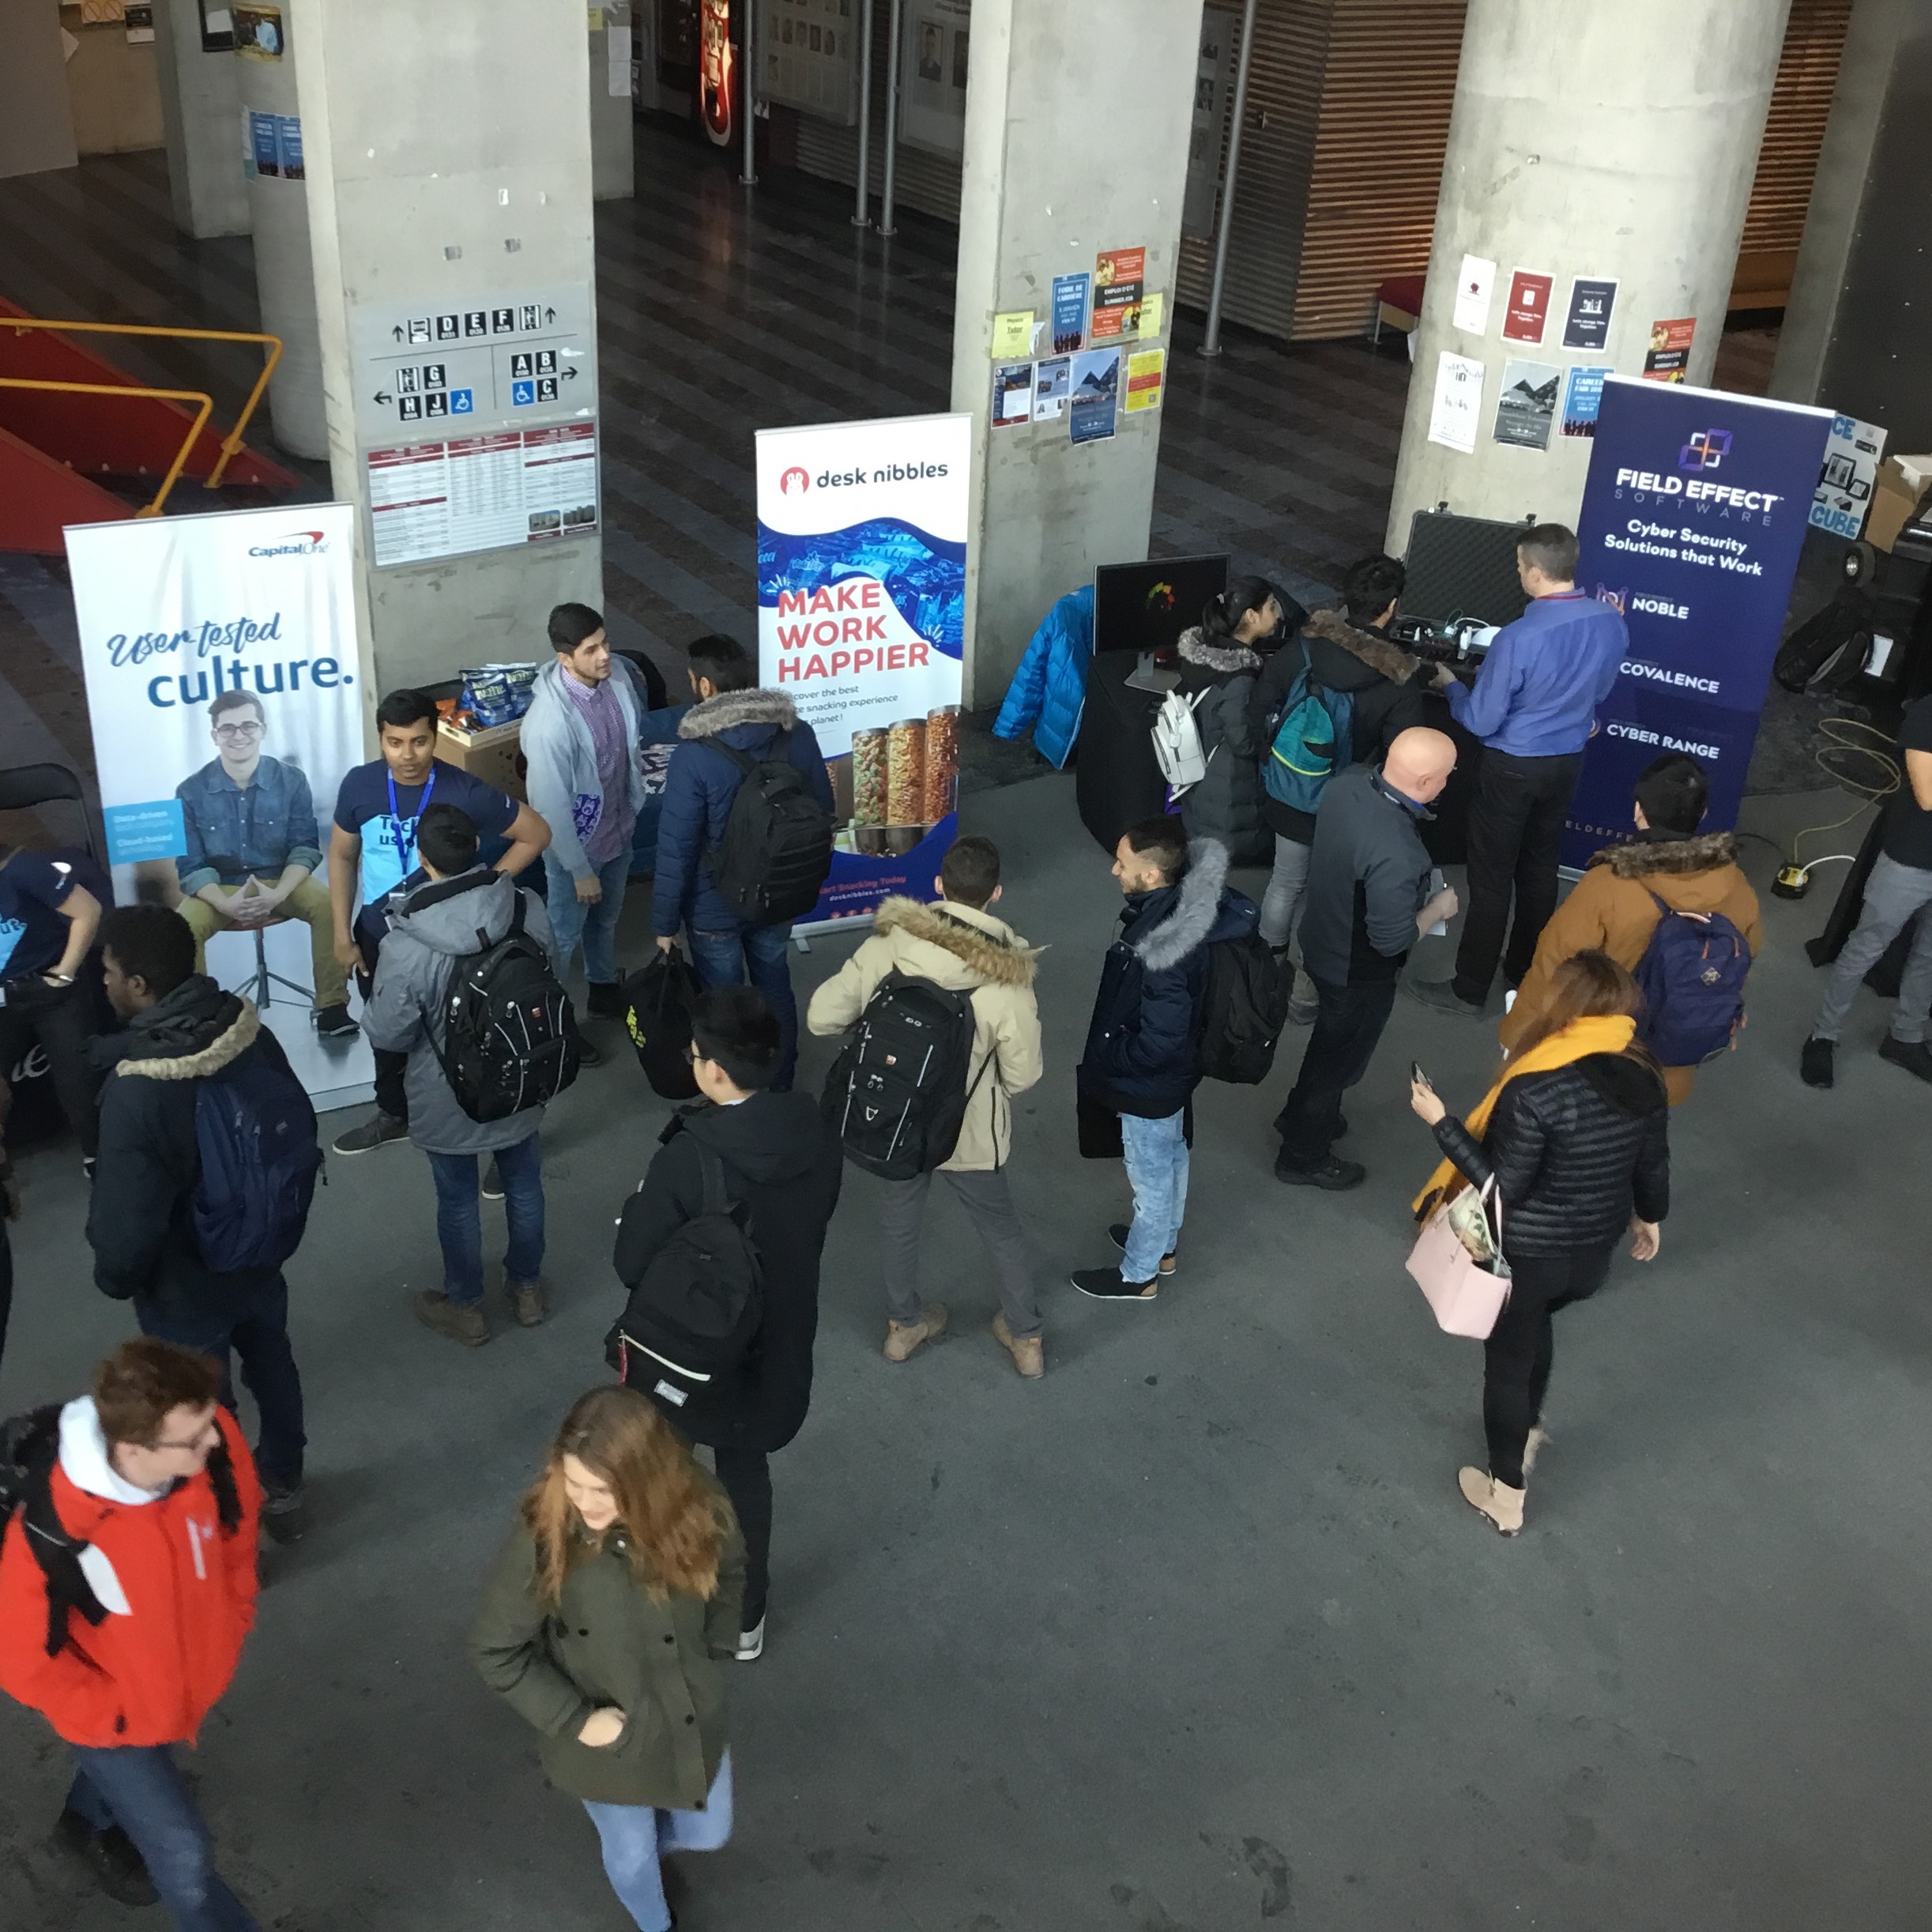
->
<box><xmin>687</xmin><ymin>921</ymin><xmax>797</xmax><ymax>1090</ymax></box>
<box><xmin>583</xmin><ymin>1753</ymin><xmax>733</xmax><ymax>1932</ymax></box>
<box><xmin>134</xmin><ymin>1276</ymin><xmax>304</xmax><ymax>1490</ymax></box>
<box><xmin>1120</xmin><ymin>1109</ymin><xmax>1189</xmax><ymax>1285</ymax></box>
<box><xmin>544</xmin><ymin>850</ymin><xmax>631</xmax><ymax>986</ymax></box>
<box><xmin>426</xmin><ymin>1132</ymin><xmax>544</xmax><ymax>1307</ymax></box>
<box><xmin>69</xmin><ymin>1745</ymin><xmax>258</xmax><ymax>1930</ymax></box>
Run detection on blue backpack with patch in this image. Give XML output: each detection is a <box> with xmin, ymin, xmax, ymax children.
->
<box><xmin>1264</xmin><ymin>640</ymin><xmax>1355</xmax><ymax>814</ymax></box>
<box><xmin>1632</xmin><ymin>892</ymin><xmax>1750</xmax><ymax>1066</ymax></box>
<box><xmin>191</xmin><ymin>1051</ymin><xmax>323</xmax><ymax>1274</ymax></box>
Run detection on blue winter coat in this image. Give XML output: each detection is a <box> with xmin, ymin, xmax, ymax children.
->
<box><xmin>992</xmin><ymin>585</ymin><xmax>1094</xmax><ymax>769</ymax></box>
<box><xmin>1076</xmin><ymin>839</ymin><xmax>1254</xmax><ymax>1118</ymax></box>
<box><xmin>651</xmin><ymin>688</ymin><xmax>835</xmax><ymax>936</ymax></box>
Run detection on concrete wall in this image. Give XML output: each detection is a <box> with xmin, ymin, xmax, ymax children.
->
<box><xmin>589</xmin><ymin>2</ymin><xmax>636</xmax><ymax>200</ymax></box>
<box><xmin>291</xmin><ymin>0</ymin><xmax>602</xmax><ymax>702</ymax></box>
<box><xmin>0</xmin><ymin>0</ymin><xmax>78</xmax><ymax>180</ymax></box>
<box><xmin>1386</xmin><ymin>0</ymin><xmax>1791</xmax><ymax>548</ymax></box>
<box><xmin>155</xmin><ymin>0</ymin><xmax>250</xmax><ymax>238</ymax></box>
<box><xmin>951</xmin><ymin>0</ymin><xmax>1203</xmax><ymax>709</ymax></box>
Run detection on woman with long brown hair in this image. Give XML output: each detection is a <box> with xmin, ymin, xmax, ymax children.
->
<box><xmin>1408</xmin><ymin>951</ymin><xmax>1670</xmax><ymax>1535</ymax></box>
<box><xmin>470</xmin><ymin>1386</ymin><xmax>744</xmax><ymax>1931</ymax></box>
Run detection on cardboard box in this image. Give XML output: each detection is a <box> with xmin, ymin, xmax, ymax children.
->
<box><xmin>1866</xmin><ymin>454</ymin><xmax>1932</xmax><ymax>553</ymax></box>
<box><xmin>436</xmin><ymin>719</ymin><xmax>526</xmax><ymax>800</ymax></box>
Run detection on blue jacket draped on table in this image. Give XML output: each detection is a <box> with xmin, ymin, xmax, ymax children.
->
<box><xmin>992</xmin><ymin>585</ymin><xmax>1095</xmax><ymax>770</ymax></box>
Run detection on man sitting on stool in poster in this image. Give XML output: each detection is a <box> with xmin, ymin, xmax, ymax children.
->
<box><xmin>173</xmin><ymin>690</ymin><xmax>356</xmax><ymax>1038</ymax></box>
<box><xmin>1408</xmin><ymin>522</ymin><xmax>1625</xmax><ymax>1019</ymax></box>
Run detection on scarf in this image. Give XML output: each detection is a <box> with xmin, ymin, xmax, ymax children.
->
<box><xmin>1411</xmin><ymin>1015</ymin><xmax>1636</xmax><ymax>1215</ymax></box>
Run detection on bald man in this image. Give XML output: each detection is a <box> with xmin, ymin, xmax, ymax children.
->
<box><xmin>1274</xmin><ymin>729</ymin><xmax>1459</xmax><ymax>1188</ymax></box>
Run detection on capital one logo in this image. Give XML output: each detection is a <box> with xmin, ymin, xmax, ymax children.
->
<box><xmin>1678</xmin><ymin>428</ymin><xmax>1732</xmax><ymax>473</ymax></box>
<box><xmin>779</xmin><ymin>468</ymin><xmax>810</xmax><ymax>495</ymax></box>
<box><xmin>247</xmin><ymin>529</ymin><xmax>328</xmax><ymax>557</ymax></box>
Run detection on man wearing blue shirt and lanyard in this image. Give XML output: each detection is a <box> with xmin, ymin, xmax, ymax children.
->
<box><xmin>1409</xmin><ymin>522</ymin><xmax>1626</xmax><ymax>1019</ymax></box>
<box><xmin>325</xmin><ymin>688</ymin><xmax>550</xmax><ymax>1156</ymax></box>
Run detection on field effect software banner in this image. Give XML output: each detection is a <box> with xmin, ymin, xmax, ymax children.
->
<box><xmin>1565</xmin><ymin>376</ymin><xmax>1832</xmax><ymax>868</ymax></box>
<box><xmin>755</xmin><ymin>412</ymin><xmax>971</xmax><ymax>925</ymax></box>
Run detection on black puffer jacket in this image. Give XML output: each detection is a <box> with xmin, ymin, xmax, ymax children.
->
<box><xmin>1430</xmin><ymin>1053</ymin><xmax>1670</xmax><ymax>1259</ymax></box>
<box><xmin>1173</xmin><ymin>630</ymin><xmax>1270</xmax><ymax>864</ymax></box>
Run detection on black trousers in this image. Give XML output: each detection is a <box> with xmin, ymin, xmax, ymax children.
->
<box><xmin>0</xmin><ymin>1216</ymin><xmax>12</xmax><ymax>1374</ymax></box>
<box><xmin>1452</xmin><ymin>749</ymin><xmax>1585</xmax><ymax>1002</ymax></box>
<box><xmin>0</xmin><ymin>970</ymin><xmax>107</xmax><ymax>1158</ymax></box>
<box><xmin>1482</xmin><ymin>1245</ymin><xmax>1612</xmax><ymax>1487</ymax></box>
<box><xmin>354</xmin><ymin>943</ymin><xmax>409</xmax><ymax>1122</ymax></box>
<box><xmin>712</xmin><ymin>1441</ymin><xmax>772</xmax><ymax>1632</ymax></box>
<box><xmin>1273</xmin><ymin>976</ymin><xmax>1397</xmax><ymax>1171</ymax></box>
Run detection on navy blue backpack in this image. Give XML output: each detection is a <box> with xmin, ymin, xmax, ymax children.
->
<box><xmin>1632</xmin><ymin>893</ymin><xmax>1750</xmax><ymax>1066</ymax></box>
<box><xmin>191</xmin><ymin>1053</ymin><xmax>323</xmax><ymax>1274</ymax></box>
<box><xmin>1264</xmin><ymin>640</ymin><xmax>1355</xmax><ymax>814</ymax></box>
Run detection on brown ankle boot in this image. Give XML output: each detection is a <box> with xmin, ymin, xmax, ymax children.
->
<box><xmin>1457</xmin><ymin>1466</ymin><xmax>1525</xmax><ymax>1535</ymax></box>
<box><xmin>991</xmin><ymin>1312</ymin><xmax>1044</xmax><ymax>1379</ymax></box>
<box><xmin>883</xmin><ymin>1304</ymin><xmax>947</xmax><ymax>1362</ymax></box>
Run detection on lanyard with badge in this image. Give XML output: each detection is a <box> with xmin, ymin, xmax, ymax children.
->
<box><xmin>382</xmin><ymin>765</ymin><xmax>436</xmax><ymax>917</ymax></box>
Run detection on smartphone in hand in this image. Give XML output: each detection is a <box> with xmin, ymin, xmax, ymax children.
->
<box><xmin>1411</xmin><ymin>1060</ymin><xmax>1431</xmax><ymax>1089</ymax></box>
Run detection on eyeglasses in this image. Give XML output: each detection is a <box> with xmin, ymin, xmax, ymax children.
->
<box><xmin>147</xmin><ymin>1422</ymin><xmax>220</xmax><ymax>1453</ymax></box>
<box><xmin>214</xmin><ymin>720</ymin><xmax>265</xmax><ymax>740</ymax></box>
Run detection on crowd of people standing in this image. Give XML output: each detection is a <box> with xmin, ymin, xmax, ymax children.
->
<box><xmin>6</xmin><ymin>518</ymin><xmax>1930</xmax><ymax>1930</ymax></box>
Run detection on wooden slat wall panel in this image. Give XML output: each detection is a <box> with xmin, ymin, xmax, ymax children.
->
<box><xmin>1174</xmin><ymin>1</ymin><xmax>1331</xmax><ymax>337</ymax></box>
<box><xmin>1290</xmin><ymin>0</ymin><xmax>1464</xmax><ymax>341</ymax></box>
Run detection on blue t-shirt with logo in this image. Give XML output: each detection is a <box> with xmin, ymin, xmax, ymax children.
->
<box><xmin>333</xmin><ymin>758</ymin><xmax>519</xmax><ymax>945</ymax></box>
<box><xmin>0</xmin><ymin>848</ymin><xmax>109</xmax><ymax>981</ymax></box>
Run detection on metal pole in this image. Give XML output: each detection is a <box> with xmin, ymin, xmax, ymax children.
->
<box><xmin>850</xmin><ymin>0</ymin><xmax>876</xmax><ymax>226</ymax></box>
<box><xmin>739</xmin><ymin>0</ymin><xmax>758</xmax><ymax>185</ymax></box>
<box><xmin>1199</xmin><ymin>0</ymin><xmax>1257</xmax><ymax>359</ymax></box>
<box><xmin>879</xmin><ymin>0</ymin><xmax>903</xmax><ymax>237</ymax></box>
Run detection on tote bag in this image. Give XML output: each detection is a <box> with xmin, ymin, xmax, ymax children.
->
<box><xmin>1406</xmin><ymin>1177</ymin><xmax>1512</xmax><ymax>1339</ymax></box>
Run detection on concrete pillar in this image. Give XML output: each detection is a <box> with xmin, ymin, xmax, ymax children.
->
<box><xmin>153</xmin><ymin>0</ymin><xmax>250</xmax><ymax>239</ymax></box>
<box><xmin>291</xmin><ymin>0</ymin><xmax>603</xmax><ymax>696</ymax></box>
<box><xmin>951</xmin><ymin>0</ymin><xmax>1202</xmax><ymax>710</ymax></box>
<box><xmin>1771</xmin><ymin>0</ymin><xmax>1932</xmax><ymax>440</ymax></box>
<box><xmin>1386</xmin><ymin>0</ymin><xmax>1791</xmax><ymax>550</ymax></box>
<box><xmin>589</xmin><ymin>2</ymin><xmax>637</xmax><ymax>201</ymax></box>
<box><xmin>237</xmin><ymin>16</ymin><xmax>326</xmax><ymax>458</ymax></box>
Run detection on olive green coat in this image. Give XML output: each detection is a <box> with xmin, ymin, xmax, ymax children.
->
<box><xmin>468</xmin><ymin>1514</ymin><xmax>745</xmax><ymax>1809</ymax></box>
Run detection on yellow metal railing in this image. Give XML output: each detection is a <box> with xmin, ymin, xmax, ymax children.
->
<box><xmin>0</xmin><ymin>377</ymin><xmax>215</xmax><ymax>518</ymax></box>
<box><xmin>0</xmin><ymin>317</ymin><xmax>283</xmax><ymax>494</ymax></box>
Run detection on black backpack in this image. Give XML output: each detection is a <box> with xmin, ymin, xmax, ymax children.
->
<box><xmin>435</xmin><ymin>895</ymin><xmax>582</xmax><ymax>1122</ymax></box>
<box><xmin>607</xmin><ymin>1147</ymin><xmax>765</xmax><ymax>1431</ymax></box>
<box><xmin>822</xmin><ymin>970</ymin><xmax>989</xmax><ymax>1179</ymax></box>
<box><xmin>191</xmin><ymin>1052</ymin><xmax>322</xmax><ymax>1274</ymax></box>
<box><xmin>707</xmin><ymin>732</ymin><xmax>835</xmax><ymax>925</ymax></box>
<box><xmin>1198</xmin><ymin>924</ymin><xmax>1294</xmax><ymax>1084</ymax></box>
<box><xmin>623</xmin><ymin>948</ymin><xmax>702</xmax><ymax>1101</ymax></box>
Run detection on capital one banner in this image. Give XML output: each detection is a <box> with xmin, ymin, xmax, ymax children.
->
<box><xmin>66</xmin><ymin>503</ymin><xmax>370</xmax><ymax>1102</ymax></box>
<box><xmin>1566</xmin><ymin>377</ymin><xmax>1832</xmax><ymax>868</ymax></box>
<box><xmin>755</xmin><ymin>412</ymin><xmax>970</xmax><ymax>924</ymax></box>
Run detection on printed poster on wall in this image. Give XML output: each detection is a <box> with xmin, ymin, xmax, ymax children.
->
<box><xmin>1562</xmin><ymin>277</ymin><xmax>1618</xmax><ymax>352</ymax></box>
<box><xmin>1565</xmin><ymin>376</ymin><xmax>1832</xmax><ymax>866</ymax></box>
<box><xmin>1069</xmin><ymin>348</ymin><xmax>1120</xmax><ymax>444</ymax></box>
<box><xmin>1124</xmin><ymin>348</ymin><xmax>1166</xmax><ymax>414</ymax></box>
<box><xmin>1810</xmin><ymin>413</ymin><xmax>1887</xmax><ymax>540</ymax></box>
<box><xmin>1560</xmin><ymin>365</ymin><xmax>1612</xmax><ymax>438</ymax></box>
<box><xmin>1501</xmin><ymin>269</ymin><xmax>1554</xmax><ymax>345</ymax></box>
<box><xmin>1032</xmin><ymin>356</ymin><xmax>1071</xmax><ymax>421</ymax></box>
<box><xmin>1493</xmin><ymin>360</ymin><xmax>1560</xmax><ymax>450</ymax></box>
<box><xmin>1452</xmin><ymin>254</ymin><xmax>1497</xmax><ymax>336</ymax></box>
<box><xmin>991</xmin><ymin>362</ymin><xmax>1032</xmax><ymax>426</ymax></box>
<box><xmin>898</xmin><ymin>0</ymin><xmax>970</xmax><ymax>156</ymax></box>
<box><xmin>1051</xmin><ymin>273</ymin><xmax>1090</xmax><ymax>354</ymax></box>
<box><xmin>755</xmin><ymin>412</ymin><xmax>970</xmax><ymax>925</ymax></box>
<box><xmin>1091</xmin><ymin>248</ymin><xmax>1146</xmax><ymax>341</ymax></box>
<box><xmin>1427</xmin><ymin>350</ymin><xmax>1485</xmax><ymax>454</ymax></box>
<box><xmin>65</xmin><ymin>503</ymin><xmax>374</xmax><ymax>1106</ymax></box>
<box><xmin>1644</xmin><ymin>316</ymin><xmax>1696</xmax><ymax>382</ymax></box>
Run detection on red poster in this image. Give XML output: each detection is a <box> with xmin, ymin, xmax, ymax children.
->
<box><xmin>1643</xmin><ymin>316</ymin><xmax>1697</xmax><ymax>382</ymax></box>
<box><xmin>1091</xmin><ymin>247</ymin><xmax>1147</xmax><ymax>341</ymax></box>
<box><xmin>1501</xmin><ymin>269</ymin><xmax>1554</xmax><ymax>345</ymax></box>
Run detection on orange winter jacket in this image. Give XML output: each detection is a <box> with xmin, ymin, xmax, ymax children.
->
<box><xmin>1500</xmin><ymin>830</ymin><xmax>1763</xmax><ymax>1104</ymax></box>
<box><xmin>0</xmin><ymin>1399</ymin><xmax>261</xmax><ymax>1748</ymax></box>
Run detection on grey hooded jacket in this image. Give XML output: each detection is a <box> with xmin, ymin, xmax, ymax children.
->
<box><xmin>1173</xmin><ymin>629</ymin><xmax>1269</xmax><ymax>864</ymax></box>
<box><xmin>360</xmin><ymin>866</ymin><xmax>555</xmax><ymax>1155</ymax></box>
<box><xmin>518</xmin><ymin>656</ymin><xmax>651</xmax><ymax>881</ymax></box>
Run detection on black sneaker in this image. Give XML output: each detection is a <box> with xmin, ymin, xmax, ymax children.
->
<box><xmin>1879</xmin><ymin>1035</ymin><xmax>1932</xmax><ymax>1083</ymax></box>
<box><xmin>576</xmin><ymin>1032</ymin><xmax>605</xmax><ymax>1070</ymax></box>
<box><xmin>586</xmin><ymin>978</ymin><xmax>628</xmax><ymax>1019</ymax></box>
<box><xmin>332</xmin><ymin>1112</ymin><xmax>408</xmax><ymax>1156</ymax></box>
<box><xmin>1274</xmin><ymin>1153</ymin><xmax>1366</xmax><ymax>1191</ymax></box>
<box><xmin>1799</xmin><ymin>1035</ymin><xmax>1835</xmax><ymax>1089</ymax></box>
<box><xmin>1406</xmin><ymin>977</ymin><xmax>1486</xmax><ymax>1019</ymax></box>
<box><xmin>1108</xmin><ymin>1223</ymin><xmax>1177</xmax><ymax>1276</ymax></box>
<box><xmin>1070</xmin><ymin>1267</ymin><xmax>1158</xmax><ymax>1301</ymax></box>
<box><xmin>481</xmin><ymin>1158</ymin><xmax>504</xmax><ymax>1202</ymax></box>
<box><xmin>260</xmin><ymin>1478</ymin><xmax>307</xmax><ymax>1544</ymax></box>
<box><xmin>313</xmin><ymin>1003</ymin><xmax>360</xmax><ymax>1039</ymax></box>
<box><xmin>54</xmin><ymin>1808</ymin><xmax>157</xmax><ymax>1907</ymax></box>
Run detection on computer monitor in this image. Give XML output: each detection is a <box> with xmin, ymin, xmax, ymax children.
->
<box><xmin>1094</xmin><ymin>554</ymin><xmax>1230</xmax><ymax>693</ymax></box>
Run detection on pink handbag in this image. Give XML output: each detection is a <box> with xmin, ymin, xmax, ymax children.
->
<box><xmin>1406</xmin><ymin>1177</ymin><xmax>1512</xmax><ymax>1339</ymax></box>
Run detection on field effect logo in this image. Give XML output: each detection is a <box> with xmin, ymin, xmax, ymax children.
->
<box><xmin>247</xmin><ymin>529</ymin><xmax>327</xmax><ymax>558</ymax></box>
<box><xmin>1678</xmin><ymin>428</ymin><xmax>1733</xmax><ymax>473</ymax></box>
<box><xmin>779</xmin><ymin>467</ymin><xmax>810</xmax><ymax>495</ymax></box>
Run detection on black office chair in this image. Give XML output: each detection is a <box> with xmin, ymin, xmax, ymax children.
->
<box><xmin>0</xmin><ymin>763</ymin><xmax>99</xmax><ymax>861</ymax></box>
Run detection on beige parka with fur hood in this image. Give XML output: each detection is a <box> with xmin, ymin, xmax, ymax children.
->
<box><xmin>805</xmin><ymin>895</ymin><xmax>1044</xmax><ymax>1169</ymax></box>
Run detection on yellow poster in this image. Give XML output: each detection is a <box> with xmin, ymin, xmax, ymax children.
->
<box><xmin>1124</xmin><ymin>348</ymin><xmax>1166</xmax><ymax>414</ymax></box>
<box><xmin>990</xmin><ymin>311</ymin><xmax>1035</xmax><ymax>359</ymax></box>
<box><xmin>1138</xmin><ymin>292</ymin><xmax>1164</xmax><ymax>340</ymax></box>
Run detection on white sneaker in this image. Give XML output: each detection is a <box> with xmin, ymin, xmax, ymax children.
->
<box><xmin>734</xmin><ymin>1616</ymin><xmax>765</xmax><ymax>1663</ymax></box>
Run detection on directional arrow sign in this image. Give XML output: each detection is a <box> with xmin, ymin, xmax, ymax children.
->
<box><xmin>563</xmin><ymin>367</ymin><xmax>578</xmax><ymax>381</ymax></box>
<box><xmin>374</xmin><ymin>390</ymin><xmax>393</xmax><ymax>405</ymax></box>
<box><xmin>544</xmin><ymin>307</ymin><xmax>557</xmax><ymax>323</ymax></box>
<box><xmin>391</xmin><ymin>325</ymin><xmax>405</xmax><ymax>342</ymax></box>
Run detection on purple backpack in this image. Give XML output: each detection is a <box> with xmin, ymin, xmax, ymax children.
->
<box><xmin>1632</xmin><ymin>892</ymin><xmax>1749</xmax><ymax>1066</ymax></box>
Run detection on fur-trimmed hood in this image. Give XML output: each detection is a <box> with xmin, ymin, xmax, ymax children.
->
<box><xmin>1303</xmin><ymin>606</ymin><xmax>1422</xmax><ymax>686</ymax></box>
<box><xmin>678</xmin><ymin>687</ymin><xmax>800</xmax><ymax>740</ymax></box>
<box><xmin>90</xmin><ymin>973</ymin><xmax>258</xmax><ymax>1081</ymax></box>
<box><xmin>1132</xmin><ymin>838</ymin><xmax>1237</xmax><ymax>972</ymax></box>
<box><xmin>872</xmin><ymin>895</ymin><xmax>1041</xmax><ymax>987</ymax></box>
<box><xmin>1177</xmin><ymin>627</ymin><xmax>1263</xmax><ymax>675</ymax></box>
<box><xmin>117</xmin><ymin>1000</ymin><xmax>258</xmax><ymax>1082</ymax></box>
<box><xmin>1592</xmin><ymin>830</ymin><xmax>1739</xmax><ymax>878</ymax></box>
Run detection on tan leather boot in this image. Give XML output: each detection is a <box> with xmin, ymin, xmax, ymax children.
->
<box><xmin>883</xmin><ymin>1303</ymin><xmax>948</xmax><ymax>1362</ymax></box>
<box><xmin>1458</xmin><ymin>1466</ymin><xmax>1525</xmax><ymax>1535</ymax></box>
<box><xmin>991</xmin><ymin>1312</ymin><xmax>1044</xmax><ymax>1379</ymax></box>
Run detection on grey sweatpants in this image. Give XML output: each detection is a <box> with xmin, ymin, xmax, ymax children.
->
<box><xmin>1813</xmin><ymin>852</ymin><xmax>1932</xmax><ymax>1044</ymax></box>
<box><xmin>876</xmin><ymin>1166</ymin><xmax>1043</xmax><ymax>1339</ymax></box>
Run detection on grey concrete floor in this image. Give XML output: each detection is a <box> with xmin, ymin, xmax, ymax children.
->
<box><xmin>3</xmin><ymin>772</ymin><xmax>1930</xmax><ymax>1932</ymax></box>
